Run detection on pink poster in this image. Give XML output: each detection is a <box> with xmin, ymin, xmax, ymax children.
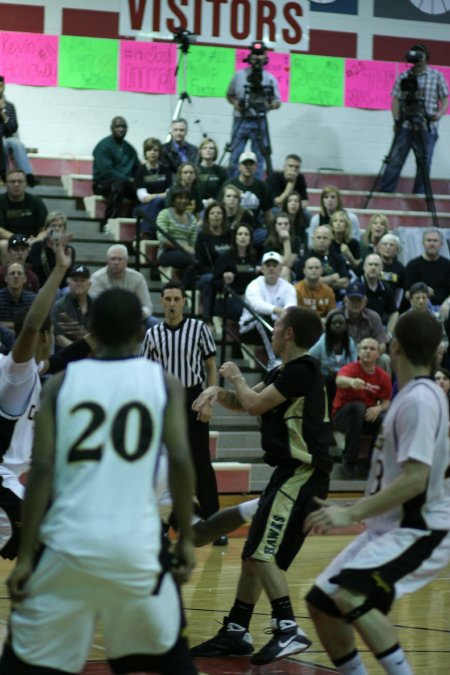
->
<box><xmin>0</xmin><ymin>31</ymin><xmax>58</xmax><ymax>86</ymax></box>
<box><xmin>236</xmin><ymin>48</ymin><xmax>290</xmax><ymax>102</ymax></box>
<box><xmin>119</xmin><ymin>40</ymin><xmax>177</xmax><ymax>94</ymax></box>
<box><xmin>345</xmin><ymin>59</ymin><xmax>397</xmax><ymax>110</ymax></box>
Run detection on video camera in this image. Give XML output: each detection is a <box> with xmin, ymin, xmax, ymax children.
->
<box><xmin>398</xmin><ymin>45</ymin><xmax>429</xmax><ymax>126</ymax></box>
<box><xmin>240</xmin><ymin>42</ymin><xmax>274</xmax><ymax>115</ymax></box>
<box><xmin>172</xmin><ymin>28</ymin><xmax>196</xmax><ymax>53</ymax></box>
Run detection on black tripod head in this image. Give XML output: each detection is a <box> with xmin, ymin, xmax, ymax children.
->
<box><xmin>172</xmin><ymin>28</ymin><xmax>196</xmax><ymax>54</ymax></box>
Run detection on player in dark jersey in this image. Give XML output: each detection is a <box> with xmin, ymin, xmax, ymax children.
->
<box><xmin>191</xmin><ymin>306</ymin><xmax>332</xmax><ymax>665</ymax></box>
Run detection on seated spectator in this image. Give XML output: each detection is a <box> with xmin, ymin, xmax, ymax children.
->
<box><xmin>0</xmin><ymin>75</ymin><xmax>39</xmax><ymax>187</ymax></box>
<box><xmin>27</xmin><ymin>212</ymin><xmax>75</xmax><ymax>289</ymax></box>
<box><xmin>92</xmin><ymin>116</ymin><xmax>140</xmax><ymax>224</ymax></box>
<box><xmin>220</xmin><ymin>184</ymin><xmax>255</xmax><ymax>233</ymax></box>
<box><xmin>134</xmin><ymin>137</ymin><xmax>172</xmax><ymax>238</ymax></box>
<box><xmin>295</xmin><ymin>257</ymin><xmax>336</xmax><ymax>320</ymax></box>
<box><xmin>239</xmin><ymin>250</ymin><xmax>296</xmax><ymax>368</ymax></box>
<box><xmin>359</xmin><ymin>213</ymin><xmax>389</xmax><ymax>259</ymax></box>
<box><xmin>297</xmin><ymin>225</ymin><xmax>349</xmax><ymax>298</ymax></box>
<box><xmin>166</xmin><ymin>161</ymin><xmax>202</xmax><ymax>218</ymax></box>
<box><xmin>359</xmin><ymin>253</ymin><xmax>398</xmax><ymax>337</ymax></box>
<box><xmin>406</xmin><ymin>228</ymin><xmax>450</xmax><ymax>314</ymax></box>
<box><xmin>195</xmin><ymin>202</ymin><xmax>232</xmax><ymax>325</ymax></box>
<box><xmin>378</xmin><ymin>233</ymin><xmax>405</xmax><ymax>309</ymax></box>
<box><xmin>212</xmin><ymin>223</ymin><xmax>259</xmax><ymax>321</ymax></box>
<box><xmin>434</xmin><ymin>367</ymin><xmax>450</xmax><ymax>416</ymax></box>
<box><xmin>408</xmin><ymin>281</ymin><xmax>434</xmax><ymax>313</ymax></box>
<box><xmin>51</xmin><ymin>264</ymin><xmax>93</xmax><ymax>349</ymax></box>
<box><xmin>329</xmin><ymin>210</ymin><xmax>361</xmax><ymax>273</ymax></box>
<box><xmin>332</xmin><ymin>337</ymin><xmax>392</xmax><ymax>479</ymax></box>
<box><xmin>309</xmin><ymin>308</ymin><xmax>358</xmax><ymax>403</ymax></box>
<box><xmin>306</xmin><ymin>185</ymin><xmax>361</xmax><ymax>245</ymax></box>
<box><xmin>436</xmin><ymin>336</ymin><xmax>450</xmax><ymax>370</ymax></box>
<box><xmin>196</xmin><ymin>137</ymin><xmax>228</xmax><ymax>205</ymax></box>
<box><xmin>282</xmin><ymin>190</ymin><xmax>308</xmax><ymax>252</ymax></box>
<box><xmin>90</xmin><ymin>244</ymin><xmax>155</xmax><ymax>327</ymax></box>
<box><xmin>0</xmin><ymin>261</ymin><xmax>36</xmax><ymax>328</ymax></box>
<box><xmin>263</xmin><ymin>211</ymin><xmax>300</xmax><ymax>281</ymax></box>
<box><xmin>0</xmin><ymin>169</ymin><xmax>47</xmax><ymax>242</ymax></box>
<box><xmin>156</xmin><ymin>186</ymin><xmax>198</xmax><ymax>287</ymax></box>
<box><xmin>0</xmin><ymin>233</ymin><xmax>39</xmax><ymax>292</ymax></box>
<box><xmin>267</xmin><ymin>153</ymin><xmax>309</xmax><ymax>210</ymax></box>
<box><xmin>161</xmin><ymin>118</ymin><xmax>198</xmax><ymax>175</ymax></box>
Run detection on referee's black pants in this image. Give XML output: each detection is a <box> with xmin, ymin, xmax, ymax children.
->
<box><xmin>185</xmin><ymin>385</ymin><xmax>220</xmax><ymax>519</ymax></box>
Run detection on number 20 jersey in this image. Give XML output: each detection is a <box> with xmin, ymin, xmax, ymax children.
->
<box><xmin>40</xmin><ymin>357</ymin><xmax>168</xmax><ymax>581</ymax></box>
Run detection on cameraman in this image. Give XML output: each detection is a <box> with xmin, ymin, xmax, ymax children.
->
<box><xmin>379</xmin><ymin>44</ymin><xmax>448</xmax><ymax>195</ymax></box>
<box><xmin>226</xmin><ymin>42</ymin><xmax>281</xmax><ymax>179</ymax></box>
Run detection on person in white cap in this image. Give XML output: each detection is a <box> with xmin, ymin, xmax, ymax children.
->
<box><xmin>239</xmin><ymin>250</ymin><xmax>296</xmax><ymax>368</ymax></box>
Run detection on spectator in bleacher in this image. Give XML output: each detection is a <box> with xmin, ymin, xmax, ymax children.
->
<box><xmin>306</xmin><ymin>185</ymin><xmax>361</xmax><ymax>245</ymax></box>
<box><xmin>263</xmin><ymin>211</ymin><xmax>300</xmax><ymax>281</ymax></box>
<box><xmin>212</xmin><ymin>223</ymin><xmax>259</xmax><ymax>321</ymax></box>
<box><xmin>197</xmin><ymin>137</ymin><xmax>228</xmax><ymax>205</ymax></box>
<box><xmin>161</xmin><ymin>118</ymin><xmax>198</xmax><ymax>175</ymax></box>
<box><xmin>282</xmin><ymin>190</ymin><xmax>308</xmax><ymax>252</ymax></box>
<box><xmin>332</xmin><ymin>337</ymin><xmax>392</xmax><ymax>479</ymax></box>
<box><xmin>405</xmin><ymin>228</ymin><xmax>450</xmax><ymax>313</ymax></box>
<box><xmin>195</xmin><ymin>202</ymin><xmax>232</xmax><ymax>325</ymax></box>
<box><xmin>220</xmin><ymin>183</ymin><xmax>255</xmax><ymax>232</ymax></box>
<box><xmin>239</xmin><ymin>250</ymin><xmax>296</xmax><ymax>368</ymax></box>
<box><xmin>51</xmin><ymin>264</ymin><xmax>92</xmax><ymax>349</ymax></box>
<box><xmin>434</xmin><ymin>368</ymin><xmax>450</xmax><ymax>414</ymax></box>
<box><xmin>221</xmin><ymin>151</ymin><xmax>273</xmax><ymax>248</ymax></box>
<box><xmin>295</xmin><ymin>257</ymin><xmax>336</xmax><ymax>321</ymax></box>
<box><xmin>92</xmin><ymin>116</ymin><xmax>140</xmax><ymax>224</ymax></box>
<box><xmin>297</xmin><ymin>225</ymin><xmax>349</xmax><ymax>298</ymax></box>
<box><xmin>408</xmin><ymin>281</ymin><xmax>434</xmax><ymax>314</ymax></box>
<box><xmin>90</xmin><ymin>244</ymin><xmax>155</xmax><ymax>327</ymax></box>
<box><xmin>0</xmin><ymin>169</ymin><xmax>47</xmax><ymax>242</ymax></box>
<box><xmin>156</xmin><ymin>186</ymin><xmax>198</xmax><ymax>288</ymax></box>
<box><xmin>0</xmin><ymin>76</ymin><xmax>39</xmax><ymax>187</ymax></box>
<box><xmin>27</xmin><ymin>212</ymin><xmax>75</xmax><ymax>289</ymax></box>
<box><xmin>0</xmin><ymin>261</ymin><xmax>36</xmax><ymax>328</ymax></box>
<box><xmin>0</xmin><ymin>234</ymin><xmax>39</xmax><ymax>292</ymax></box>
<box><xmin>165</xmin><ymin>162</ymin><xmax>202</xmax><ymax>218</ymax></box>
<box><xmin>378</xmin><ymin>233</ymin><xmax>405</xmax><ymax>309</ymax></box>
<box><xmin>268</xmin><ymin>153</ymin><xmax>309</xmax><ymax>210</ymax></box>
<box><xmin>329</xmin><ymin>210</ymin><xmax>361</xmax><ymax>273</ymax></box>
<box><xmin>134</xmin><ymin>137</ymin><xmax>172</xmax><ymax>238</ymax></box>
<box><xmin>359</xmin><ymin>213</ymin><xmax>390</xmax><ymax>259</ymax></box>
<box><xmin>359</xmin><ymin>253</ymin><xmax>398</xmax><ymax>338</ymax></box>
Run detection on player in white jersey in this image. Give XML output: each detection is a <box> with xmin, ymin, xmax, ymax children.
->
<box><xmin>0</xmin><ymin>237</ymin><xmax>72</xmax><ymax>559</ymax></box>
<box><xmin>0</xmin><ymin>289</ymin><xmax>197</xmax><ymax>675</ymax></box>
<box><xmin>304</xmin><ymin>310</ymin><xmax>450</xmax><ymax>675</ymax></box>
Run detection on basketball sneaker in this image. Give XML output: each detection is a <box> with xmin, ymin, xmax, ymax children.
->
<box><xmin>190</xmin><ymin>616</ymin><xmax>254</xmax><ymax>657</ymax></box>
<box><xmin>250</xmin><ymin>618</ymin><xmax>311</xmax><ymax>665</ymax></box>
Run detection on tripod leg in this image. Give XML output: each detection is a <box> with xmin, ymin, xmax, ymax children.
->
<box><xmin>218</xmin><ymin>116</ymin><xmax>244</xmax><ymax>173</ymax></box>
<box><xmin>379</xmin><ymin>126</ymin><xmax>412</xmax><ymax>193</ymax></box>
<box><xmin>228</xmin><ymin>117</ymin><xmax>249</xmax><ymax>176</ymax></box>
<box><xmin>252</xmin><ymin>115</ymin><xmax>273</xmax><ymax>178</ymax></box>
<box><xmin>411</xmin><ymin>124</ymin><xmax>439</xmax><ymax>227</ymax></box>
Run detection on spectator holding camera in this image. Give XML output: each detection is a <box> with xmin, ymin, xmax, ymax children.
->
<box><xmin>27</xmin><ymin>212</ymin><xmax>75</xmax><ymax>289</ymax></box>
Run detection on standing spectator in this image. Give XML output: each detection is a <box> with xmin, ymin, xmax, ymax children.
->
<box><xmin>264</xmin><ymin>211</ymin><xmax>300</xmax><ymax>281</ymax></box>
<box><xmin>332</xmin><ymin>337</ymin><xmax>392</xmax><ymax>479</ymax></box>
<box><xmin>226</xmin><ymin>42</ymin><xmax>281</xmax><ymax>178</ymax></box>
<box><xmin>90</xmin><ymin>244</ymin><xmax>155</xmax><ymax>327</ymax></box>
<box><xmin>360</xmin><ymin>253</ymin><xmax>398</xmax><ymax>336</ymax></box>
<box><xmin>306</xmin><ymin>186</ymin><xmax>360</xmax><ymax>245</ymax></box>
<box><xmin>0</xmin><ymin>169</ymin><xmax>47</xmax><ymax>241</ymax></box>
<box><xmin>27</xmin><ymin>212</ymin><xmax>75</xmax><ymax>290</ymax></box>
<box><xmin>51</xmin><ymin>264</ymin><xmax>93</xmax><ymax>349</ymax></box>
<box><xmin>329</xmin><ymin>210</ymin><xmax>361</xmax><ymax>273</ymax></box>
<box><xmin>197</xmin><ymin>137</ymin><xmax>228</xmax><ymax>204</ymax></box>
<box><xmin>282</xmin><ymin>191</ymin><xmax>308</xmax><ymax>251</ymax></box>
<box><xmin>161</xmin><ymin>118</ymin><xmax>198</xmax><ymax>175</ymax></box>
<box><xmin>140</xmin><ymin>282</ymin><xmax>224</xmax><ymax>544</ymax></box>
<box><xmin>0</xmin><ymin>75</ymin><xmax>39</xmax><ymax>187</ymax></box>
<box><xmin>378</xmin><ymin>233</ymin><xmax>405</xmax><ymax>308</ymax></box>
<box><xmin>359</xmin><ymin>213</ymin><xmax>390</xmax><ymax>259</ymax></box>
<box><xmin>268</xmin><ymin>154</ymin><xmax>309</xmax><ymax>210</ymax></box>
<box><xmin>220</xmin><ymin>184</ymin><xmax>255</xmax><ymax>232</ymax></box>
<box><xmin>134</xmin><ymin>137</ymin><xmax>172</xmax><ymax>237</ymax></box>
<box><xmin>405</xmin><ymin>228</ymin><xmax>450</xmax><ymax>311</ymax></box>
<box><xmin>0</xmin><ymin>261</ymin><xmax>36</xmax><ymax>328</ymax></box>
<box><xmin>0</xmin><ymin>234</ymin><xmax>39</xmax><ymax>292</ymax></box>
<box><xmin>92</xmin><ymin>116</ymin><xmax>140</xmax><ymax>224</ymax></box>
<box><xmin>295</xmin><ymin>257</ymin><xmax>336</xmax><ymax>320</ymax></box>
<box><xmin>379</xmin><ymin>44</ymin><xmax>448</xmax><ymax>194</ymax></box>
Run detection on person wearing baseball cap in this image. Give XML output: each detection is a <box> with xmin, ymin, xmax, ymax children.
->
<box><xmin>0</xmin><ymin>233</ymin><xmax>39</xmax><ymax>292</ymax></box>
<box><xmin>51</xmin><ymin>264</ymin><xmax>92</xmax><ymax>349</ymax></box>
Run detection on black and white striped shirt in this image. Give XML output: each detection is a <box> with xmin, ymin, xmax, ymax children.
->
<box><xmin>140</xmin><ymin>318</ymin><xmax>216</xmax><ymax>388</ymax></box>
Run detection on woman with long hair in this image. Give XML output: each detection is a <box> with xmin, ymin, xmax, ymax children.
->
<box><xmin>282</xmin><ymin>190</ymin><xmax>308</xmax><ymax>251</ymax></box>
<box><xmin>360</xmin><ymin>213</ymin><xmax>390</xmax><ymax>259</ymax></box>
<box><xmin>329</xmin><ymin>210</ymin><xmax>361</xmax><ymax>272</ymax></box>
<box><xmin>197</xmin><ymin>137</ymin><xmax>228</xmax><ymax>204</ymax></box>
<box><xmin>220</xmin><ymin>184</ymin><xmax>255</xmax><ymax>232</ymax></box>
<box><xmin>134</xmin><ymin>137</ymin><xmax>172</xmax><ymax>236</ymax></box>
<box><xmin>165</xmin><ymin>162</ymin><xmax>203</xmax><ymax>218</ymax></box>
<box><xmin>263</xmin><ymin>211</ymin><xmax>301</xmax><ymax>280</ymax></box>
<box><xmin>306</xmin><ymin>185</ymin><xmax>361</xmax><ymax>246</ymax></box>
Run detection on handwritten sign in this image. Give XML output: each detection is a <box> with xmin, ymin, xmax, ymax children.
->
<box><xmin>58</xmin><ymin>36</ymin><xmax>118</xmax><ymax>90</ymax></box>
<box><xmin>290</xmin><ymin>54</ymin><xmax>344</xmax><ymax>106</ymax></box>
<box><xmin>236</xmin><ymin>49</ymin><xmax>290</xmax><ymax>102</ymax></box>
<box><xmin>119</xmin><ymin>40</ymin><xmax>177</xmax><ymax>94</ymax></box>
<box><xmin>345</xmin><ymin>59</ymin><xmax>397</xmax><ymax>110</ymax></box>
<box><xmin>0</xmin><ymin>31</ymin><xmax>58</xmax><ymax>86</ymax></box>
<box><xmin>182</xmin><ymin>45</ymin><xmax>235</xmax><ymax>98</ymax></box>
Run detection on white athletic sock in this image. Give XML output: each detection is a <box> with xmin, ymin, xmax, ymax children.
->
<box><xmin>334</xmin><ymin>649</ymin><xmax>368</xmax><ymax>674</ymax></box>
<box><xmin>377</xmin><ymin>645</ymin><xmax>413</xmax><ymax>674</ymax></box>
<box><xmin>238</xmin><ymin>497</ymin><xmax>259</xmax><ymax>521</ymax></box>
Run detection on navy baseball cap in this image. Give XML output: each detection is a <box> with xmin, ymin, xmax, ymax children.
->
<box><xmin>345</xmin><ymin>281</ymin><xmax>366</xmax><ymax>299</ymax></box>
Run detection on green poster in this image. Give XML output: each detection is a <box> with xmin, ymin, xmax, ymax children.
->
<box><xmin>290</xmin><ymin>54</ymin><xmax>344</xmax><ymax>106</ymax></box>
<box><xmin>59</xmin><ymin>36</ymin><xmax>118</xmax><ymax>90</ymax></box>
<box><xmin>178</xmin><ymin>45</ymin><xmax>235</xmax><ymax>98</ymax></box>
